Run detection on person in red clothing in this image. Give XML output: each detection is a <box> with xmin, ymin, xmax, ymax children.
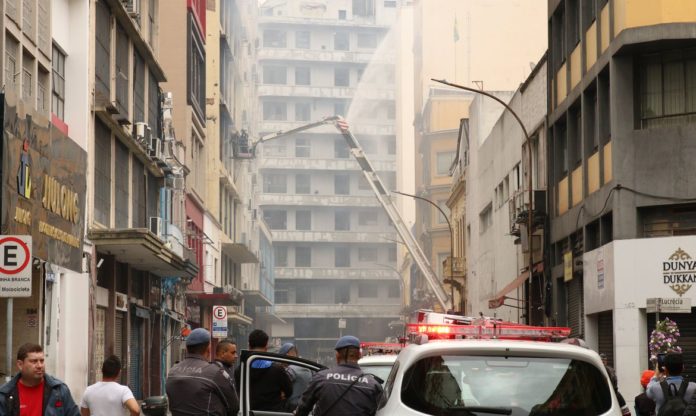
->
<box><xmin>0</xmin><ymin>343</ymin><xmax>79</xmax><ymax>416</ymax></box>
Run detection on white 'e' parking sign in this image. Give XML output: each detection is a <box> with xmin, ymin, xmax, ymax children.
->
<box><xmin>0</xmin><ymin>235</ymin><xmax>33</xmax><ymax>297</ymax></box>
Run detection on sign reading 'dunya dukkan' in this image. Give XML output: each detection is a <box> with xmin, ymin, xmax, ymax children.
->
<box><xmin>663</xmin><ymin>248</ymin><xmax>696</xmax><ymax>297</ymax></box>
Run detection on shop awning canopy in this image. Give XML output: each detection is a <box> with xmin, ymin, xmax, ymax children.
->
<box><xmin>88</xmin><ymin>228</ymin><xmax>199</xmax><ymax>279</ymax></box>
<box><xmin>488</xmin><ymin>262</ymin><xmax>544</xmax><ymax>309</ymax></box>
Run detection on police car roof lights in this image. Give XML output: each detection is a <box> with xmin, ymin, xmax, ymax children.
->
<box><xmin>407</xmin><ymin>322</ymin><xmax>571</xmax><ymax>342</ymax></box>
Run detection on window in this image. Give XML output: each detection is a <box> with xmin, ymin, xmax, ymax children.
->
<box><xmin>335</xmin><ymin>247</ymin><xmax>350</xmax><ymax>267</ymax></box>
<box><xmin>295</xmin><ymin>103</ymin><xmax>311</xmax><ymax>122</ymax></box>
<box><xmin>400</xmin><ymin>356</ymin><xmax>612</xmax><ymax>415</ymax></box>
<box><xmin>295</xmin><ymin>31</ymin><xmax>310</xmax><ymax>49</ymax></box>
<box><xmin>335</xmin><ymin>211</ymin><xmax>351</xmax><ymax>231</ymax></box>
<box><xmin>357</xmin><ymin>33</ymin><xmax>377</xmax><ymax>49</ymax></box>
<box><xmin>335</xmin><ymin>137</ymin><xmax>349</xmax><ymax>158</ymax></box>
<box><xmin>335</xmin><ymin>32</ymin><xmax>349</xmax><ymax>51</ymax></box>
<box><xmin>275</xmin><ymin>289</ymin><xmax>288</xmax><ymax>303</ymax></box>
<box><xmin>22</xmin><ymin>53</ymin><xmax>33</xmax><ymax>101</ymax></box>
<box><xmin>358</xmin><ymin>247</ymin><xmax>377</xmax><ymax>262</ymax></box>
<box><xmin>388</xmin><ymin>246</ymin><xmax>397</xmax><ymax>262</ymax></box>
<box><xmin>296</xmin><ymin>286</ymin><xmax>311</xmax><ymax>303</ymax></box>
<box><xmin>387</xmin><ymin>138</ymin><xmax>396</xmax><ymax>155</ymax></box>
<box><xmin>275</xmin><ymin>246</ymin><xmax>288</xmax><ymax>267</ymax></box>
<box><xmin>37</xmin><ymin>67</ymin><xmax>48</xmax><ymax>113</ymax></box>
<box><xmin>148</xmin><ymin>0</ymin><xmax>156</xmax><ymax>47</ymax></box>
<box><xmin>384</xmin><ymin>0</ymin><xmax>396</xmax><ymax>7</ymax></box>
<box><xmin>115</xmin><ymin>25</ymin><xmax>129</xmax><ymax>114</ymax></box>
<box><xmin>479</xmin><ymin>204</ymin><xmax>493</xmax><ymax>234</ymax></box>
<box><xmin>638</xmin><ymin>49</ymin><xmax>696</xmax><ymax>128</ymax></box>
<box><xmin>338</xmin><ymin>10</ymin><xmax>347</xmax><ymax>20</ymax></box>
<box><xmin>436</xmin><ymin>200</ymin><xmax>450</xmax><ymax>224</ymax></box>
<box><xmin>582</xmin><ymin>0</ymin><xmax>597</xmax><ymax>30</ymax></box>
<box><xmin>358</xmin><ymin>282</ymin><xmax>379</xmax><ymax>298</ymax></box>
<box><xmin>335</xmin><ymin>174</ymin><xmax>350</xmax><ymax>195</ymax></box>
<box><xmin>263</xmin><ymin>210</ymin><xmax>287</xmax><ymax>230</ymax></box>
<box><xmin>263</xmin><ymin>29</ymin><xmax>286</xmax><ymax>48</ymax></box>
<box><xmin>569</xmin><ymin>106</ymin><xmax>582</xmax><ymax>167</ymax></box>
<box><xmin>295</xmin><ymin>67</ymin><xmax>310</xmax><ymax>85</ymax></box>
<box><xmin>566</xmin><ymin>0</ymin><xmax>580</xmax><ymax>51</ymax></box>
<box><xmin>114</xmin><ymin>142</ymin><xmax>130</xmax><ymax>228</ymax></box>
<box><xmin>359</xmin><ymin>211</ymin><xmax>378</xmax><ymax>226</ymax></box>
<box><xmin>353</xmin><ymin>0</ymin><xmax>375</xmax><ymax>17</ymax></box>
<box><xmin>584</xmin><ymin>87</ymin><xmax>598</xmax><ymax>154</ymax></box>
<box><xmin>133</xmin><ymin>51</ymin><xmax>145</xmax><ymax>122</ymax></box>
<box><xmin>295</xmin><ymin>137</ymin><xmax>311</xmax><ymax>157</ymax></box>
<box><xmin>296</xmin><ymin>210</ymin><xmax>311</xmax><ymax>230</ymax></box>
<box><xmin>358</xmin><ymin>176</ymin><xmax>371</xmax><ymax>190</ymax></box>
<box><xmin>95</xmin><ymin>1</ymin><xmax>111</xmax><ymax>101</ymax></box>
<box><xmin>335</xmin><ymin>284</ymin><xmax>350</xmax><ymax>303</ymax></box>
<box><xmin>263</xmin><ymin>101</ymin><xmax>287</xmax><ymax>120</ymax></box>
<box><xmin>295</xmin><ymin>247</ymin><xmax>311</xmax><ymax>267</ymax></box>
<box><xmin>131</xmin><ymin>157</ymin><xmax>146</xmax><ymax>229</ymax></box>
<box><xmin>295</xmin><ymin>174</ymin><xmax>310</xmax><ymax>194</ymax></box>
<box><xmin>361</xmin><ymin>139</ymin><xmax>376</xmax><ymax>154</ymax></box>
<box><xmin>436</xmin><ymin>152</ymin><xmax>455</xmax><ymax>175</ymax></box>
<box><xmin>263</xmin><ymin>174</ymin><xmax>287</xmax><ymax>193</ymax></box>
<box><xmin>188</xmin><ymin>16</ymin><xmax>206</xmax><ymax>120</ymax></box>
<box><xmin>334</xmin><ymin>102</ymin><xmax>346</xmax><ymax>117</ymax></box>
<box><xmin>263</xmin><ymin>66</ymin><xmax>287</xmax><ymax>84</ymax></box>
<box><xmin>335</xmin><ymin>68</ymin><xmax>350</xmax><ymax>87</ymax></box>
<box><xmin>94</xmin><ymin>120</ymin><xmax>112</xmax><ymax>226</ymax></box>
<box><xmin>555</xmin><ymin>122</ymin><xmax>568</xmax><ymax>179</ymax></box>
<box><xmin>5</xmin><ymin>36</ymin><xmax>18</xmax><ymax>92</ymax></box>
<box><xmin>388</xmin><ymin>281</ymin><xmax>400</xmax><ymax>298</ymax></box>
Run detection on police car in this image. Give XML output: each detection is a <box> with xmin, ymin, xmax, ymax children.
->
<box><xmin>358</xmin><ymin>354</ymin><xmax>397</xmax><ymax>385</ymax></box>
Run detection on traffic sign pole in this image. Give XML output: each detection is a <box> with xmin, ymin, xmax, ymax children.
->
<box><xmin>6</xmin><ymin>298</ymin><xmax>11</xmax><ymax>382</ymax></box>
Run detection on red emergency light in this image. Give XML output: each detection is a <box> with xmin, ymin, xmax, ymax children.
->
<box><xmin>408</xmin><ymin>322</ymin><xmax>571</xmax><ymax>342</ymax></box>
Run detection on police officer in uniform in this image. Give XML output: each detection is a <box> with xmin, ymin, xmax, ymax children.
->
<box><xmin>166</xmin><ymin>328</ymin><xmax>239</xmax><ymax>416</ymax></box>
<box><xmin>294</xmin><ymin>335</ymin><xmax>383</xmax><ymax>416</ymax></box>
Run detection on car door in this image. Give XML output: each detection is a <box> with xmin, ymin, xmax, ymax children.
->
<box><xmin>239</xmin><ymin>350</ymin><xmax>326</xmax><ymax>416</ymax></box>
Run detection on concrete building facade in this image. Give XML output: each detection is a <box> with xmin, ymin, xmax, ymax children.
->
<box><xmin>547</xmin><ymin>0</ymin><xmax>696</xmax><ymax>403</ymax></box>
<box><xmin>256</xmin><ymin>0</ymin><xmax>401</xmax><ymax>362</ymax></box>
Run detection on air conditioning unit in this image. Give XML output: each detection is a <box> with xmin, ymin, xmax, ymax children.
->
<box><xmin>149</xmin><ymin>137</ymin><xmax>162</xmax><ymax>160</ymax></box>
<box><xmin>122</xmin><ymin>0</ymin><xmax>139</xmax><ymax>17</ymax></box>
<box><xmin>165</xmin><ymin>176</ymin><xmax>185</xmax><ymax>191</ymax></box>
<box><xmin>115</xmin><ymin>292</ymin><xmax>128</xmax><ymax>312</ymax></box>
<box><xmin>149</xmin><ymin>216</ymin><xmax>163</xmax><ymax>236</ymax></box>
<box><xmin>134</xmin><ymin>122</ymin><xmax>150</xmax><ymax>147</ymax></box>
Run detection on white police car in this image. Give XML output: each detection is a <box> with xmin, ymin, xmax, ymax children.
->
<box><xmin>358</xmin><ymin>354</ymin><xmax>397</xmax><ymax>385</ymax></box>
<box><xmin>376</xmin><ymin>339</ymin><xmax>623</xmax><ymax>416</ymax></box>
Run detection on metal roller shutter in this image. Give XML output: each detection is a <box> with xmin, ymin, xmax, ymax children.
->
<box><xmin>94</xmin><ymin>308</ymin><xmax>106</xmax><ymax>382</ymax></box>
<box><xmin>129</xmin><ymin>316</ymin><xmax>143</xmax><ymax>399</ymax></box>
<box><xmin>115</xmin><ymin>312</ymin><xmax>124</xmax><ymax>362</ymax></box>
<box><xmin>648</xmin><ymin>310</ymin><xmax>696</xmax><ymax>379</ymax></box>
<box><xmin>567</xmin><ymin>277</ymin><xmax>584</xmax><ymax>339</ymax></box>
<box><xmin>597</xmin><ymin>311</ymin><xmax>614</xmax><ymax>368</ymax></box>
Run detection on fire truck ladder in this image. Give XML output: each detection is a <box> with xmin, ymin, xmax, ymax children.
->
<box><xmin>252</xmin><ymin>116</ymin><xmax>452</xmax><ymax>311</ymax></box>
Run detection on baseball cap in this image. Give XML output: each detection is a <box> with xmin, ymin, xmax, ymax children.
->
<box><xmin>186</xmin><ymin>328</ymin><xmax>211</xmax><ymax>347</ymax></box>
<box><xmin>335</xmin><ymin>335</ymin><xmax>360</xmax><ymax>350</ymax></box>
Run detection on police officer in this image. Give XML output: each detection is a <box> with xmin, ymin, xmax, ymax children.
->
<box><xmin>166</xmin><ymin>328</ymin><xmax>239</xmax><ymax>416</ymax></box>
<box><xmin>294</xmin><ymin>335</ymin><xmax>383</xmax><ymax>416</ymax></box>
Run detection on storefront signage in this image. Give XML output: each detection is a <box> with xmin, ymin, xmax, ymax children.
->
<box><xmin>662</xmin><ymin>248</ymin><xmax>696</xmax><ymax>297</ymax></box>
<box><xmin>646</xmin><ymin>297</ymin><xmax>692</xmax><ymax>314</ymax></box>
<box><xmin>0</xmin><ymin>235</ymin><xmax>32</xmax><ymax>297</ymax></box>
<box><xmin>563</xmin><ymin>251</ymin><xmax>573</xmax><ymax>282</ymax></box>
<box><xmin>212</xmin><ymin>305</ymin><xmax>228</xmax><ymax>338</ymax></box>
<box><xmin>1</xmin><ymin>94</ymin><xmax>87</xmax><ymax>272</ymax></box>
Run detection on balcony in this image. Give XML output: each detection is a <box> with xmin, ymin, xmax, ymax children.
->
<box><xmin>275</xmin><ymin>267</ymin><xmax>397</xmax><ymax>280</ymax></box>
<box><xmin>259</xmin><ymin>15</ymin><xmax>389</xmax><ymax>29</ymax></box>
<box><xmin>274</xmin><ymin>303</ymin><xmax>401</xmax><ymax>318</ymax></box>
<box><xmin>258</xmin><ymin>48</ymin><xmax>374</xmax><ymax>64</ymax></box>
<box><xmin>257</xmin><ymin>193</ymin><xmax>380</xmax><ymax>207</ymax></box>
<box><xmin>271</xmin><ymin>230</ymin><xmax>396</xmax><ymax>244</ymax></box>
<box><xmin>259</xmin><ymin>120</ymin><xmax>395</xmax><ymax>136</ymax></box>
<box><xmin>443</xmin><ymin>257</ymin><xmax>466</xmax><ymax>278</ymax></box>
<box><xmin>257</xmin><ymin>84</ymin><xmax>395</xmax><ymax>101</ymax></box>
<box><xmin>257</xmin><ymin>157</ymin><xmax>395</xmax><ymax>172</ymax></box>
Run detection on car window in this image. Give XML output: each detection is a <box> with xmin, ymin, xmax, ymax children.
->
<box><xmin>378</xmin><ymin>359</ymin><xmax>400</xmax><ymax>409</ymax></box>
<box><xmin>361</xmin><ymin>364</ymin><xmax>393</xmax><ymax>384</ymax></box>
<box><xmin>400</xmin><ymin>355</ymin><xmax>612</xmax><ymax>416</ymax></box>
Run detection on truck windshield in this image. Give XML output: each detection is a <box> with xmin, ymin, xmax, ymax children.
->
<box><xmin>400</xmin><ymin>355</ymin><xmax>612</xmax><ymax>416</ymax></box>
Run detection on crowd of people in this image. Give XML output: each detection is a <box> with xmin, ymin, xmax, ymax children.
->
<box><xmin>7</xmin><ymin>334</ymin><xmax>696</xmax><ymax>416</ymax></box>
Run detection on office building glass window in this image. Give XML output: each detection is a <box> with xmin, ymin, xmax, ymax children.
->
<box><xmin>295</xmin><ymin>174</ymin><xmax>310</xmax><ymax>194</ymax></box>
<box><xmin>295</xmin><ymin>103</ymin><xmax>311</xmax><ymax>122</ymax></box>
<box><xmin>263</xmin><ymin>101</ymin><xmax>287</xmax><ymax>120</ymax></box>
<box><xmin>353</xmin><ymin>0</ymin><xmax>375</xmax><ymax>16</ymax></box>
<box><xmin>335</xmin><ymin>211</ymin><xmax>351</xmax><ymax>231</ymax></box>
<box><xmin>358</xmin><ymin>247</ymin><xmax>377</xmax><ymax>262</ymax></box>
<box><xmin>357</xmin><ymin>33</ymin><xmax>377</xmax><ymax>49</ymax></box>
<box><xmin>263</xmin><ymin>210</ymin><xmax>287</xmax><ymax>230</ymax></box>
<box><xmin>94</xmin><ymin>120</ymin><xmax>112</xmax><ymax>226</ymax></box>
<box><xmin>335</xmin><ymin>137</ymin><xmax>349</xmax><ymax>158</ymax></box>
<box><xmin>295</xmin><ymin>247</ymin><xmax>311</xmax><ymax>267</ymax></box>
<box><xmin>334</xmin><ymin>174</ymin><xmax>350</xmax><ymax>195</ymax></box>
<box><xmin>295</xmin><ymin>137</ymin><xmax>311</xmax><ymax>156</ymax></box>
<box><xmin>263</xmin><ymin>174</ymin><xmax>287</xmax><ymax>193</ymax></box>
<box><xmin>334</xmin><ymin>102</ymin><xmax>346</xmax><ymax>117</ymax></box>
<box><xmin>334</xmin><ymin>68</ymin><xmax>350</xmax><ymax>87</ymax></box>
<box><xmin>335</xmin><ymin>247</ymin><xmax>350</xmax><ymax>267</ymax></box>
<box><xmin>358</xmin><ymin>211</ymin><xmax>378</xmax><ymax>226</ymax></box>
<box><xmin>335</xmin><ymin>32</ymin><xmax>349</xmax><ymax>51</ymax></box>
<box><xmin>263</xmin><ymin>65</ymin><xmax>287</xmax><ymax>84</ymax></box>
<box><xmin>263</xmin><ymin>29</ymin><xmax>286</xmax><ymax>48</ymax></box>
<box><xmin>296</xmin><ymin>210</ymin><xmax>311</xmax><ymax>230</ymax></box>
<box><xmin>295</xmin><ymin>31</ymin><xmax>310</xmax><ymax>49</ymax></box>
<box><xmin>295</xmin><ymin>67</ymin><xmax>310</xmax><ymax>85</ymax></box>
<box><xmin>358</xmin><ymin>282</ymin><xmax>379</xmax><ymax>298</ymax></box>
<box><xmin>274</xmin><ymin>246</ymin><xmax>288</xmax><ymax>267</ymax></box>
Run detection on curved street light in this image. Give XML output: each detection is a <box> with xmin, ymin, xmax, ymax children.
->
<box><xmin>431</xmin><ymin>78</ymin><xmax>535</xmax><ymax>319</ymax></box>
<box><xmin>392</xmin><ymin>190</ymin><xmax>459</xmax><ymax>312</ymax></box>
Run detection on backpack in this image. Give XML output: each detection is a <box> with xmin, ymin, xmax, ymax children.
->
<box><xmin>658</xmin><ymin>380</ymin><xmax>689</xmax><ymax>416</ymax></box>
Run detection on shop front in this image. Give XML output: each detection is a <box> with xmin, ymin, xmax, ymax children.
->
<box><xmin>583</xmin><ymin>236</ymin><xmax>696</xmax><ymax>404</ymax></box>
<box><xmin>0</xmin><ymin>93</ymin><xmax>88</xmax><ymax>392</ymax></box>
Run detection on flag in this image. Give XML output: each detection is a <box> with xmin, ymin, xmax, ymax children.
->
<box><xmin>453</xmin><ymin>17</ymin><xmax>460</xmax><ymax>43</ymax></box>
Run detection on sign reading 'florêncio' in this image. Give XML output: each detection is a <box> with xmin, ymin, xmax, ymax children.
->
<box><xmin>1</xmin><ymin>92</ymin><xmax>87</xmax><ymax>272</ymax></box>
<box><xmin>662</xmin><ymin>248</ymin><xmax>696</xmax><ymax>297</ymax></box>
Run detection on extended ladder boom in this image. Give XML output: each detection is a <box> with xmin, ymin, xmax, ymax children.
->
<box><xmin>252</xmin><ymin>116</ymin><xmax>452</xmax><ymax>311</ymax></box>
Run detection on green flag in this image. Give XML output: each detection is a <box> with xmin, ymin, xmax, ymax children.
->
<box><xmin>454</xmin><ymin>17</ymin><xmax>460</xmax><ymax>42</ymax></box>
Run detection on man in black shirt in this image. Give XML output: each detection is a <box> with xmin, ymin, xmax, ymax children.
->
<box><xmin>235</xmin><ymin>329</ymin><xmax>292</xmax><ymax>412</ymax></box>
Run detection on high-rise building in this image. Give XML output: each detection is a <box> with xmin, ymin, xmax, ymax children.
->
<box><xmin>547</xmin><ymin>0</ymin><xmax>696</xmax><ymax>399</ymax></box>
<box><xmin>256</xmin><ymin>0</ymin><xmax>402</xmax><ymax>361</ymax></box>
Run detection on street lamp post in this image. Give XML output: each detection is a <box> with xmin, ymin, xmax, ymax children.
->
<box><xmin>432</xmin><ymin>78</ymin><xmax>535</xmax><ymax>320</ymax></box>
<box><xmin>392</xmin><ymin>190</ymin><xmax>457</xmax><ymax>312</ymax></box>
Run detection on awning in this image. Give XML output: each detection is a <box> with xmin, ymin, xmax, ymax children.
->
<box><xmin>488</xmin><ymin>262</ymin><xmax>544</xmax><ymax>309</ymax></box>
<box><xmin>88</xmin><ymin>228</ymin><xmax>199</xmax><ymax>278</ymax></box>
<box><xmin>221</xmin><ymin>242</ymin><xmax>259</xmax><ymax>263</ymax></box>
<box><xmin>229</xmin><ymin>309</ymin><xmax>254</xmax><ymax>326</ymax></box>
<box><xmin>187</xmin><ymin>291</ymin><xmax>242</xmax><ymax>306</ymax></box>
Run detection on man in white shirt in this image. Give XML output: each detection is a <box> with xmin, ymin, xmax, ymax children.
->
<box><xmin>80</xmin><ymin>355</ymin><xmax>140</xmax><ymax>416</ymax></box>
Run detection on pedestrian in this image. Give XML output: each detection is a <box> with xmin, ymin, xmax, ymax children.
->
<box><xmin>294</xmin><ymin>335</ymin><xmax>383</xmax><ymax>416</ymax></box>
<box><xmin>278</xmin><ymin>343</ymin><xmax>312</xmax><ymax>410</ymax></box>
<box><xmin>234</xmin><ymin>330</ymin><xmax>292</xmax><ymax>412</ymax></box>
<box><xmin>646</xmin><ymin>353</ymin><xmax>696</xmax><ymax>414</ymax></box>
<box><xmin>214</xmin><ymin>340</ymin><xmax>237</xmax><ymax>385</ymax></box>
<box><xmin>80</xmin><ymin>355</ymin><xmax>140</xmax><ymax>416</ymax></box>
<box><xmin>600</xmin><ymin>353</ymin><xmax>631</xmax><ymax>416</ymax></box>
<box><xmin>0</xmin><ymin>342</ymin><xmax>80</xmax><ymax>416</ymax></box>
<box><xmin>634</xmin><ymin>369</ymin><xmax>656</xmax><ymax>416</ymax></box>
<box><xmin>165</xmin><ymin>328</ymin><xmax>238</xmax><ymax>416</ymax></box>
